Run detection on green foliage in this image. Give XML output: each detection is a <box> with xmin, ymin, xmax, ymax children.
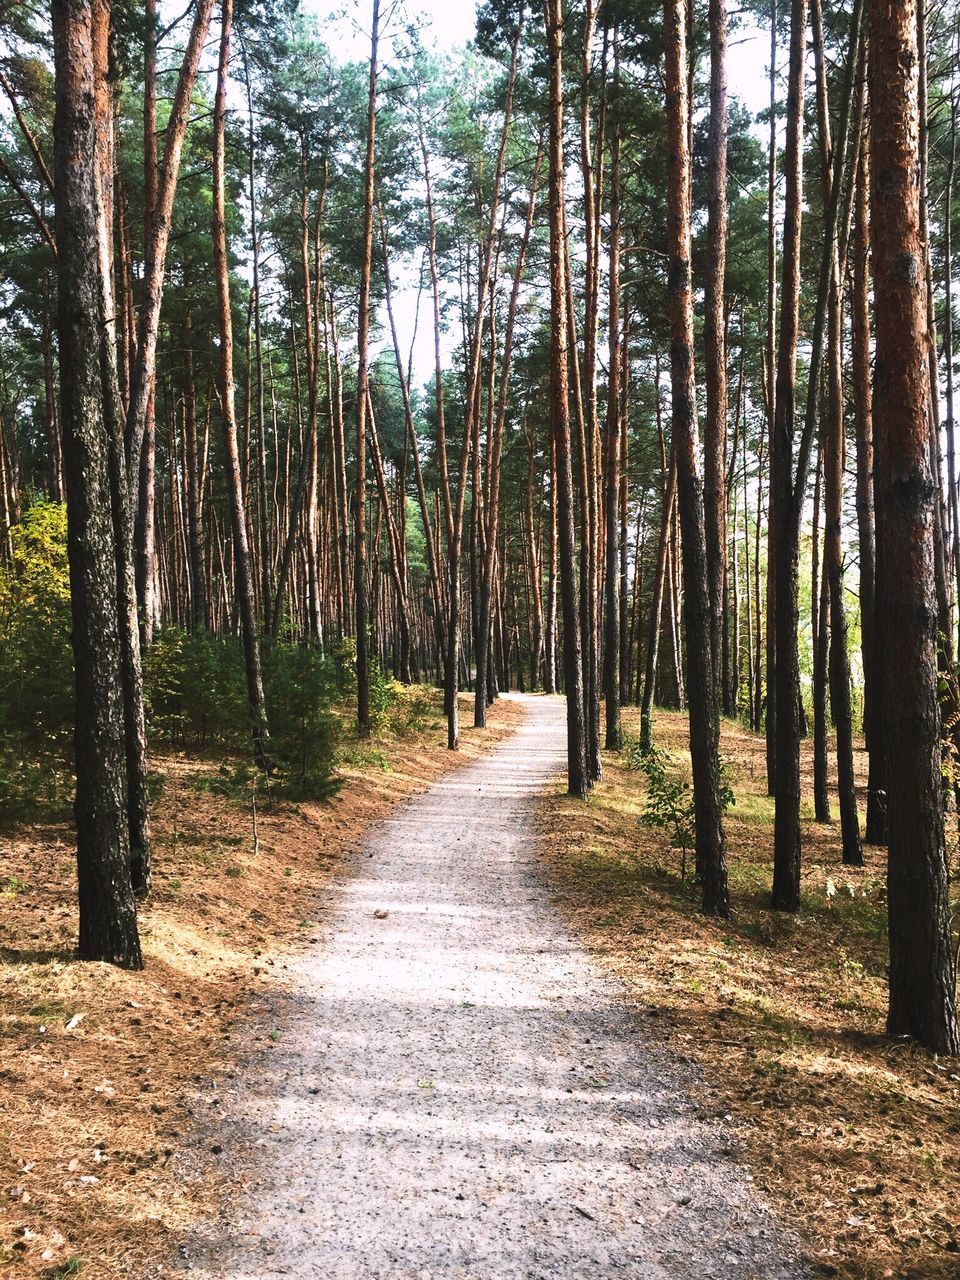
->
<box><xmin>148</xmin><ymin>629</ymin><xmax>343</xmax><ymax>802</ymax></box>
<box><xmin>262</xmin><ymin>643</ymin><xmax>340</xmax><ymax>800</ymax></box>
<box><xmin>330</xmin><ymin>635</ymin><xmax>400</xmax><ymax>734</ymax></box>
<box><xmin>634</xmin><ymin>742</ymin><xmax>735</xmax><ymax>882</ymax></box>
<box><xmin>0</xmin><ymin>500</ymin><xmax>72</xmax><ymax>748</ymax></box>
<box><xmin>144</xmin><ymin>628</ymin><xmax>248</xmax><ymax>752</ymax></box>
<box><xmin>0</xmin><ymin>501</ymin><xmax>73</xmax><ymax>820</ymax></box>
<box><xmin>635</xmin><ymin>744</ymin><xmax>697</xmax><ymax>880</ymax></box>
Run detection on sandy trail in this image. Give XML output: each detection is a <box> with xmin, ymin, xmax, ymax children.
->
<box><xmin>185</xmin><ymin>694</ymin><xmax>805</xmax><ymax>1279</ymax></box>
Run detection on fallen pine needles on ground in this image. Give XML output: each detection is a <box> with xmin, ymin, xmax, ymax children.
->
<box><xmin>536</xmin><ymin>706</ymin><xmax>960</xmax><ymax>1280</ymax></box>
<box><xmin>0</xmin><ymin>689</ymin><xmax>522</xmax><ymax>1279</ymax></box>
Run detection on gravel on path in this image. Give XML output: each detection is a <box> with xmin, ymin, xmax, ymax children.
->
<box><xmin>184</xmin><ymin>693</ymin><xmax>807</xmax><ymax>1280</ymax></box>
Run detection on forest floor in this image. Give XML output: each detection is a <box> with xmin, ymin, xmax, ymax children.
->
<box><xmin>538</xmin><ymin>706</ymin><xmax>960</xmax><ymax>1280</ymax></box>
<box><xmin>4</xmin><ymin>694</ymin><xmax>957</xmax><ymax>1280</ymax></box>
<box><xmin>0</xmin><ymin>687</ymin><xmax>522</xmax><ymax>1280</ymax></box>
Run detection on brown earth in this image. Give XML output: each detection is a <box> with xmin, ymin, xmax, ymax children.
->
<box><xmin>536</xmin><ymin>705</ymin><xmax>960</xmax><ymax>1280</ymax></box>
<box><xmin>0</xmin><ymin>688</ymin><xmax>521</xmax><ymax>1280</ymax></box>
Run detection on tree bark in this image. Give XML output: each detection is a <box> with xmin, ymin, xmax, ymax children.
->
<box><xmin>213</xmin><ymin>0</ymin><xmax>269</xmax><ymax>768</ymax></box>
<box><xmin>770</xmin><ymin>0</ymin><xmax>807</xmax><ymax>912</ymax></box>
<box><xmin>546</xmin><ymin>0</ymin><xmax>588</xmax><ymax>799</ymax></box>
<box><xmin>603</xmin><ymin>63</ymin><xmax>623</xmax><ymax>751</ymax></box>
<box><xmin>52</xmin><ymin>0</ymin><xmax>142</xmax><ymax>969</ymax></box>
<box><xmin>704</xmin><ymin>0</ymin><xmax>728</xmax><ymax>691</ymax></box>
<box><xmin>868</xmin><ymin>0</ymin><xmax>959</xmax><ymax>1055</ymax></box>
<box><xmin>853</xmin><ymin>147</ymin><xmax>885</xmax><ymax>845</ymax></box>
<box><xmin>354</xmin><ymin>0</ymin><xmax>379</xmax><ymax>737</ymax></box>
<box><xmin>665</xmin><ymin>0</ymin><xmax>729</xmax><ymax>917</ymax></box>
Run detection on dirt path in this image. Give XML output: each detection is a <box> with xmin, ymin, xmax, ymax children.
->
<box><xmin>184</xmin><ymin>694</ymin><xmax>806</xmax><ymax>1279</ymax></box>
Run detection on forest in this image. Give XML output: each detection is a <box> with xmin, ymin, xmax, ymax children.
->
<box><xmin>1</xmin><ymin>0</ymin><xmax>960</xmax><ymax>1275</ymax></box>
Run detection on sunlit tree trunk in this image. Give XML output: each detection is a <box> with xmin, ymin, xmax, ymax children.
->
<box><xmin>869</xmin><ymin>0</ymin><xmax>959</xmax><ymax>1055</ymax></box>
<box><xmin>665</xmin><ymin>0</ymin><xmax>729</xmax><ymax>917</ymax></box>
<box><xmin>546</xmin><ymin>0</ymin><xmax>587</xmax><ymax>798</ymax></box>
<box><xmin>52</xmin><ymin>0</ymin><xmax>142</xmax><ymax>968</ymax></box>
<box><xmin>213</xmin><ymin>0</ymin><xmax>269</xmax><ymax>767</ymax></box>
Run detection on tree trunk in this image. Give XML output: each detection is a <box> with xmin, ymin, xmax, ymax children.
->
<box><xmin>770</xmin><ymin>0</ymin><xmax>807</xmax><ymax>912</ymax></box>
<box><xmin>125</xmin><ymin>0</ymin><xmax>216</xmax><ymax>495</ymax></box>
<box><xmin>213</xmin><ymin>0</ymin><xmax>269</xmax><ymax>768</ymax></box>
<box><xmin>603</xmin><ymin>62</ymin><xmax>622</xmax><ymax>751</ymax></box>
<box><xmin>812</xmin><ymin>444</ymin><xmax>831</xmax><ymax>823</ymax></box>
<box><xmin>704</xmin><ymin>0</ymin><xmax>728</xmax><ymax>690</ymax></box>
<box><xmin>52</xmin><ymin>0</ymin><xmax>142</xmax><ymax>969</ymax></box>
<box><xmin>546</xmin><ymin>0</ymin><xmax>588</xmax><ymax>799</ymax></box>
<box><xmin>853</xmin><ymin>147</ymin><xmax>884</xmax><ymax>845</ymax></box>
<box><xmin>354</xmin><ymin>0</ymin><xmax>379</xmax><ymax>737</ymax></box>
<box><xmin>665</xmin><ymin>0</ymin><xmax>729</xmax><ymax>917</ymax></box>
<box><xmin>869</xmin><ymin>0</ymin><xmax>959</xmax><ymax>1055</ymax></box>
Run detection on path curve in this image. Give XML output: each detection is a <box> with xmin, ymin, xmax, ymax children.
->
<box><xmin>185</xmin><ymin>694</ymin><xmax>805</xmax><ymax>1279</ymax></box>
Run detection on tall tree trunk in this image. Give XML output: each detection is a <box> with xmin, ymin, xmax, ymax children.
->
<box><xmin>125</xmin><ymin>0</ymin><xmax>216</xmax><ymax>495</ymax></box>
<box><xmin>136</xmin><ymin>0</ymin><xmax>158</xmax><ymax>648</ymax></box>
<box><xmin>764</xmin><ymin>0</ymin><xmax>778</xmax><ymax>794</ymax></box>
<box><xmin>546</xmin><ymin>0</ymin><xmax>588</xmax><ymax>799</ymax></box>
<box><xmin>853</xmin><ymin>147</ymin><xmax>884</xmax><ymax>845</ymax></box>
<box><xmin>213</xmin><ymin>0</ymin><xmax>269</xmax><ymax>768</ymax></box>
<box><xmin>812</xmin><ymin>0</ymin><xmax>863</xmax><ymax>866</ymax></box>
<box><xmin>812</xmin><ymin>445</ymin><xmax>831</xmax><ymax>822</ymax></box>
<box><xmin>704</xmin><ymin>0</ymin><xmax>728</xmax><ymax>690</ymax></box>
<box><xmin>603</xmin><ymin>63</ymin><xmax>623</xmax><ymax>751</ymax></box>
<box><xmin>354</xmin><ymin>0</ymin><xmax>379</xmax><ymax>737</ymax></box>
<box><xmin>92</xmin><ymin>0</ymin><xmax>151</xmax><ymax>897</ymax></box>
<box><xmin>770</xmin><ymin>0</ymin><xmax>807</xmax><ymax>912</ymax></box>
<box><xmin>869</xmin><ymin>0</ymin><xmax>959</xmax><ymax>1055</ymax></box>
<box><xmin>665</xmin><ymin>0</ymin><xmax>729</xmax><ymax>917</ymax></box>
<box><xmin>52</xmin><ymin>0</ymin><xmax>142</xmax><ymax>969</ymax></box>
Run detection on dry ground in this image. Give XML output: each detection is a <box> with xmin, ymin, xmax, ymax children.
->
<box><xmin>536</xmin><ymin>706</ymin><xmax>960</xmax><ymax>1280</ymax></box>
<box><xmin>0</xmin><ymin>688</ymin><xmax>522</xmax><ymax>1280</ymax></box>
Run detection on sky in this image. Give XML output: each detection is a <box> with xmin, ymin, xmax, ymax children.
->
<box><xmin>300</xmin><ymin>0</ymin><xmax>774</xmax><ymax>386</ymax></box>
<box><xmin>304</xmin><ymin>0</ymin><xmax>773</xmax><ymax>114</ymax></box>
<box><xmin>304</xmin><ymin>0</ymin><xmax>479</xmax><ymax>62</ymax></box>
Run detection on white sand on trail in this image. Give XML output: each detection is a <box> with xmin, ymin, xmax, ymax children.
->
<box><xmin>183</xmin><ymin>693</ymin><xmax>807</xmax><ymax>1280</ymax></box>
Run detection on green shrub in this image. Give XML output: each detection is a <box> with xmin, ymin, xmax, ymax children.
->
<box><xmin>330</xmin><ymin>634</ymin><xmax>399</xmax><ymax>733</ymax></box>
<box><xmin>144</xmin><ymin>628</ymin><xmax>248</xmax><ymax>753</ymax></box>
<box><xmin>262</xmin><ymin>644</ymin><xmax>340</xmax><ymax>800</ymax></box>
<box><xmin>148</xmin><ymin>632</ymin><xmax>343</xmax><ymax>801</ymax></box>
<box><xmin>0</xmin><ymin>499</ymin><xmax>73</xmax><ymax>751</ymax></box>
<box><xmin>634</xmin><ymin>741</ymin><xmax>735</xmax><ymax>881</ymax></box>
<box><xmin>0</xmin><ymin>500</ymin><xmax>73</xmax><ymax>820</ymax></box>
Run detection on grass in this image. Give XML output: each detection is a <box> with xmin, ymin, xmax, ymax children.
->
<box><xmin>537</xmin><ymin>705</ymin><xmax>960</xmax><ymax>1280</ymax></box>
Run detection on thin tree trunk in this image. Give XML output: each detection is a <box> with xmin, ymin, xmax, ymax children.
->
<box><xmin>665</xmin><ymin>0</ymin><xmax>728</xmax><ymax>917</ymax></box>
<box><xmin>354</xmin><ymin>0</ymin><xmax>379</xmax><ymax>737</ymax></box>
<box><xmin>770</xmin><ymin>0</ymin><xmax>808</xmax><ymax>912</ymax></box>
<box><xmin>853</xmin><ymin>146</ymin><xmax>884</xmax><ymax>845</ymax></box>
<box><xmin>213</xmin><ymin>0</ymin><xmax>269</xmax><ymax>768</ymax></box>
<box><xmin>546</xmin><ymin>0</ymin><xmax>588</xmax><ymax>799</ymax></box>
<box><xmin>704</xmin><ymin>0</ymin><xmax>728</xmax><ymax>689</ymax></box>
<box><xmin>603</xmin><ymin>48</ymin><xmax>623</xmax><ymax>751</ymax></box>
